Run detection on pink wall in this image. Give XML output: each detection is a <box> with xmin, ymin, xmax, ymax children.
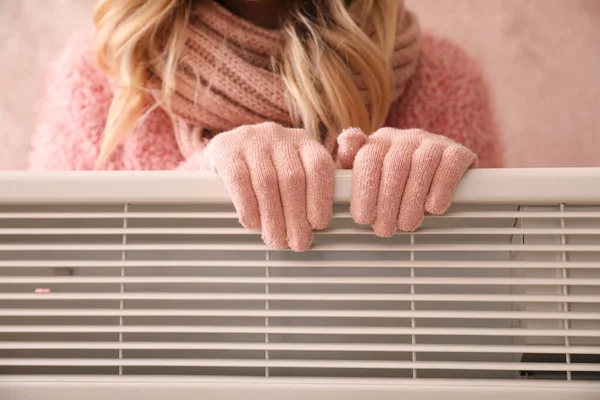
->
<box><xmin>407</xmin><ymin>0</ymin><xmax>600</xmax><ymax>167</ymax></box>
<box><xmin>1</xmin><ymin>0</ymin><xmax>599</xmax><ymax>169</ymax></box>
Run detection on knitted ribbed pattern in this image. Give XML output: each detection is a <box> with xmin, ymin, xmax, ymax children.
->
<box><xmin>29</xmin><ymin>32</ymin><xmax>504</xmax><ymax>172</ymax></box>
<box><xmin>161</xmin><ymin>0</ymin><xmax>421</xmax><ymax>157</ymax></box>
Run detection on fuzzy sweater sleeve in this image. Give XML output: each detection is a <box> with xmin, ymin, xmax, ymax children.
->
<box><xmin>29</xmin><ymin>30</ymin><xmax>203</xmax><ymax>171</ymax></box>
<box><xmin>387</xmin><ymin>35</ymin><xmax>504</xmax><ymax>168</ymax></box>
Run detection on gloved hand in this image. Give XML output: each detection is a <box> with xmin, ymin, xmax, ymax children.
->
<box><xmin>200</xmin><ymin>122</ymin><xmax>335</xmax><ymax>251</ymax></box>
<box><xmin>337</xmin><ymin>127</ymin><xmax>477</xmax><ymax>237</ymax></box>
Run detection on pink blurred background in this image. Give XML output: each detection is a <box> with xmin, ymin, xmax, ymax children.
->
<box><xmin>1</xmin><ymin>0</ymin><xmax>598</xmax><ymax>170</ymax></box>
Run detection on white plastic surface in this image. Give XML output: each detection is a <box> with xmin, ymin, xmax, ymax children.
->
<box><xmin>2</xmin><ymin>377</ymin><xmax>600</xmax><ymax>400</ymax></box>
<box><xmin>1</xmin><ymin>168</ymin><xmax>600</xmax><ymax>204</ymax></box>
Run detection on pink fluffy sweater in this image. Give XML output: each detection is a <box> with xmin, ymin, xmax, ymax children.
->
<box><xmin>29</xmin><ymin>29</ymin><xmax>503</xmax><ymax>171</ymax></box>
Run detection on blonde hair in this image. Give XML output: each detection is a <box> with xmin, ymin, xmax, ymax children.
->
<box><xmin>93</xmin><ymin>0</ymin><xmax>398</xmax><ymax>165</ymax></box>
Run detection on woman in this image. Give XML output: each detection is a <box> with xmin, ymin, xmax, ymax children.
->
<box><xmin>30</xmin><ymin>0</ymin><xmax>503</xmax><ymax>250</ymax></box>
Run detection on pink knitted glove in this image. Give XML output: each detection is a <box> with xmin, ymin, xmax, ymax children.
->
<box><xmin>338</xmin><ymin>127</ymin><xmax>477</xmax><ymax>237</ymax></box>
<box><xmin>201</xmin><ymin>122</ymin><xmax>335</xmax><ymax>251</ymax></box>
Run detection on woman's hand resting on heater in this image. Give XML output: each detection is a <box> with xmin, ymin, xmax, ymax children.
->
<box><xmin>200</xmin><ymin>122</ymin><xmax>335</xmax><ymax>251</ymax></box>
<box><xmin>337</xmin><ymin>127</ymin><xmax>477</xmax><ymax>237</ymax></box>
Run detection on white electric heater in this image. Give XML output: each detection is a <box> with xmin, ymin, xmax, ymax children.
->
<box><xmin>0</xmin><ymin>169</ymin><xmax>599</xmax><ymax>399</ymax></box>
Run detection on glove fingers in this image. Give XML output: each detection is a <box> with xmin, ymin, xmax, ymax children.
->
<box><xmin>337</xmin><ymin>128</ymin><xmax>368</xmax><ymax>169</ymax></box>
<box><xmin>425</xmin><ymin>146</ymin><xmax>477</xmax><ymax>215</ymax></box>
<box><xmin>299</xmin><ymin>141</ymin><xmax>336</xmax><ymax>230</ymax></box>
<box><xmin>350</xmin><ymin>140</ymin><xmax>390</xmax><ymax>225</ymax></box>
<box><xmin>372</xmin><ymin>143</ymin><xmax>416</xmax><ymax>237</ymax></box>
<box><xmin>272</xmin><ymin>144</ymin><xmax>313</xmax><ymax>251</ymax></box>
<box><xmin>214</xmin><ymin>158</ymin><xmax>261</xmax><ymax>230</ymax></box>
<box><xmin>397</xmin><ymin>142</ymin><xmax>444</xmax><ymax>232</ymax></box>
<box><xmin>246</xmin><ymin>149</ymin><xmax>288</xmax><ymax>249</ymax></box>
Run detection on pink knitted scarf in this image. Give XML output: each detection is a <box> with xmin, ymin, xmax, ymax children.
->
<box><xmin>157</xmin><ymin>0</ymin><xmax>421</xmax><ymax>158</ymax></box>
